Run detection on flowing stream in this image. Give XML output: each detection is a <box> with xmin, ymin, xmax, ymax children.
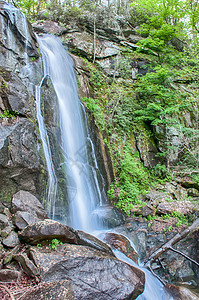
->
<box><xmin>37</xmin><ymin>34</ymin><xmax>173</xmax><ymax>300</ymax></box>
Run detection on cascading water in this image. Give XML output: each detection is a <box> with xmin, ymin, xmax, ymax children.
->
<box><xmin>35</xmin><ymin>77</ymin><xmax>58</xmax><ymax>219</ymax></box>
<box><xmin>37</xmin><ymin>34</ymin><xmax>174</xmax><ymax>300</ymax></box>
<box><xmin>38</xmin><ymin>35</ymin><xmax>105</xmax><ymax>232</ymax></box>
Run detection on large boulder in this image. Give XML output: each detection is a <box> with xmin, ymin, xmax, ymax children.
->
<box><xmin>19</xmin><ymin>219</ymin><xmax>79</xmax><ymax>244</ymax></box>
<box><xmin>0</xmin><ymin>101</ymin><xmax>47</xmax><ymax>207</ymax></box>
<box><xmin>30</xmin><ymin>244</ymin><xmax>145</xmax><ymax>300</ymax></box>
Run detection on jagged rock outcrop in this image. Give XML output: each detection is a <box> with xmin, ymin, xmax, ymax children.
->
<box><xmin>0</xmin><ymin>2</ymin><xmax>67</xmax><ymax>209</ymax></box>
<box><xmin>0</xmin><ymin>2</ymin><xmax>48</xmax><ymax>203</ymax></box>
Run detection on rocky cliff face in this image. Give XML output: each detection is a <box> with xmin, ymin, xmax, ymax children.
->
<box><xmin>0</xmin><ymin>2</ymin><xmax>47</xmax><ymax>204</ymax></box>
<box><xmin>0</xmin><ymin>2</ymin><xmax>114</xmax><ymax>215</ymax></box>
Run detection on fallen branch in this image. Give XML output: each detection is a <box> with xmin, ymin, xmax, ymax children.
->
<box><xmin>168</xmin><ymin>246</ymin><xmax>199</xmax><ymax>267</ymax></box>
<box><xmin>144</xmin><ymin>218</ymin><xmax>199</xmax><ymax>283</ymax></box>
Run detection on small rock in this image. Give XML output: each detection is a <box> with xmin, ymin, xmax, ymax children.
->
<box><xmin>103</xmin><ymin>232</ymin><xmax>138</xmax><ymax>263</ymax></box>
<box><xmin>137</xmin><ymin>205</ymin><xmax>156</xmax><ymax>217</ymax></box>
<box><xmin>3</xmin><ymin>245</ymin><xmax>20</xmax><ymax>265</ymax></box>
<box><xmin>1</xmin><ymin>225</ymin><xmax>14</xmax><ymax>237</ymax></box>
<box><xmin>11</xmin><ymin>190</ymin><xmax>48</xmax><ymax>220</ymax></box>
<box><xmin>0</xmin><ymin>269</ymin><xmax>21</xmax><ymax>282</ymax></box>
<box><xmin>15</xmin><ymin>211</ymin><xmax>40</xmax><ymax>230</ymax></box>
<box><xmin>2</xmin><ymin>231</ymin><xmax>20</xmax><ymax>248</ymax></box>
<box><xmin>3</xmin><ymin>208</ymin><xmax>12</xmax><ymax>219</ymax></box>
<box><xmin>0</xmin><ymin>213</ymin><xmax>11</xmax><ymax>229</ymax></box>
<box><xmin>14</xmin><ymin>253</ymin><xmax>39</xmax><ymax>277</ymax></box>
<box><xmin>188</xmin><ymin>188</ymin><xmax>199</xmax><ymax>197</ymax></box>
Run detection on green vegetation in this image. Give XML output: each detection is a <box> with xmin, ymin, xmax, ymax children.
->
<box><xmin>0</xmin><ymin>110</ymin><xmax>19</xmax><ymax>120</ymax></box>
<box><xmin>49</xmin><ymin>238</ymin><xmax>63</xmax><ymax>250</ymax></box>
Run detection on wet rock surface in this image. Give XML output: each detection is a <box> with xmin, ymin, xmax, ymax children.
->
<box><xmin>77</xmin><ymin>230</ymin><xmax>114</xmax><ymax>256</ymax></box>
<box><xmin>102</xmin><ymin>232</ymin><xmax>138</xmax><ymax>263</ymax></box>
<box><xmin>91</xmin><ymin>205</ymin><xmax>126</xmax><ymax>228</ymax></box>
<box><xmin>0</xmin><ymin>187</ymin><xmax>146</xmax><ymax>300</ymax></box>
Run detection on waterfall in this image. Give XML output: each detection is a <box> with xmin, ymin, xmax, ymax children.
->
<box><xmin>37</xmin><ymin>34</ymin><xmax>174</xmax><ymax>300</ymax></box>
<box><xmin>35</xmin><ymin>77</ymin><xmax>58</xmax><ymax>219</ymax></box>
<box><xmin>38</xmin><ymin>35</ymin><xmax>105</xmax><ymax>232</ymax></box>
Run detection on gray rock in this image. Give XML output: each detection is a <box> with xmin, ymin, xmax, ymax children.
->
<box><xmin>156</xmin><ymin>200</ymin><xmax>198</xmax><ymax>215</ymax></box>
<box><xmin>165</xmin><ymin>285</ymin><xmax>199</xmax><ymax>300</ymax></box>
<box><xmin>14</xmin><ymin>253</ymin><xmax>39</xmax><ymax>276</ymax></box>
<box><xmin>0</xmin><ymin>269</ymin><xmax>21</xmax><ymax>282</ymax></box>
<box><xmin>176</xmin><ymin>177</ymin><xmax>199</xmax><ymax>190</ymax></box>
<box><xmin>136</xmin><ymin>205</ymin><xmax>156</xmax><ymax>217</ymax></box>
<box><xmin>32</xmin><ymin>20</ymin><xmax>64</xmax><ymax>35</ymax></box>
<box><xmin>31</xmin><ymin>244</ymin><xmax>145</xmax><ymax>300</ymax></box>
<box><xmin>0</xmin><ymin>119</ymin><xmax>47</xmax><ymax>206</ymax></box>
<box><xmin>145</xmin><ymin>191</ymin><xmax>173</xmax><ymax>204</ymax></box>
<box><xmin>164</xmin><ymin>182</ymin><xmax>188</xmax><ymax>200</ymax></box>
<box><xmin>20</xmin><ymin>280</ymin><xmax>75</xmax><ymax>300</ymax></box>
<box><xmin>0</xmin><ymin>213</ymin><xmax>11</xmax><ymax>229</ymax></box>
<box><xmin>0</xmin><ymin>3</ymin><xmax>48</xmax><ymax>206</ymax></box>
<box><xmin>6</xmin><ymin>73</ymin><xmax>33</xmax><ymax>117</ymax></box>
<box><xmin>2</xmin><ymin>231</ymin><xmax>20</xmax><ymax>248</ymax></box>
<box><xmin>1</xmin><ymin>225</ymin><xmax>14</xmax><ymax>237</ymax></box>
<box><xmin>136</xmin><ymin>130</ymin><xmax>159</xmax><ymax>168</ymax></box>
<box><xmin>15</xmin><ymin>211</ymin><xmax>40</xmax><ymax>230</ymax></box>
<box><xmin>91</xmin><ymin>205</ymin><xmax>126</xmax><ymax>228</ymax></box>
<box><xmin>77</xmin><ymin>230</ymin><xmax>114</xmax><ymax>256</ymax></box>
<box><xmin>19</xmin><ymin>219</ymin><xmax>79</xmax><ymax>244</ymax></box>
<box><xmin>63</xmin><ymin>30</ymin><xmax>120</xmax><ymax>59</ymax></box>
<box><xmin>0</xmin><ymin>2</ymin><xmax>39</xmax><ymax>71</ymax></box>
<box><xmin>12</xmin><ymin>190</ymin><xmax>48</xmax><ymax>220</ymax></box>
